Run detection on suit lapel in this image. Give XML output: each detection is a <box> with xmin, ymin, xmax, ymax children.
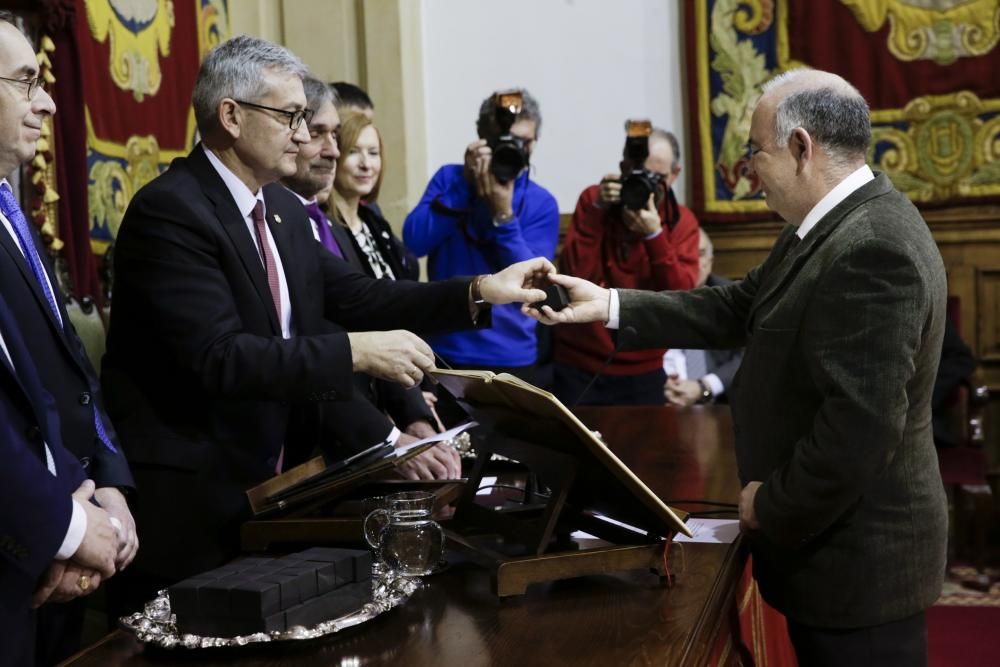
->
<box><xmin>0</xmin><ymin>295</ymin><xmax>51</xmax><ymax>460</ymax></box>
<box><xmin>0</xmin><ymin>226</ymin><xmax>64</xmax><ymax>335</ymax></box>
<box><xmin>329</xmin><ymin>219</ymin><xmax>363</xmax><ymax>269</ymax></box>
<box><xmin>188</xmin><ymin>148</ymin><xmax>281</xmax><ymax>335</ymax></box>
<box><xmin>748</xmin><ymin>174</ymin><xmax>892</xmax><ymax>324</ymax></box>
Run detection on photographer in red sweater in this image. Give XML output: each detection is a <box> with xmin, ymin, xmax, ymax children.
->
<box><xmin>554</xmin><ymin>123</ymin><xmax>700</xmax><ymax>405</ymax></box>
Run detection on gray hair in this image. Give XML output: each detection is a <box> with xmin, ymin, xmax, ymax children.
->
<box><xmin>192</xmin><ymin>35</ymin><xmax>309</xmax><ymax>136</ymax></box>
<box><xmin>650</xmin><ymin>128</ymin><xmax>681</xmax><ymax>170</ymax></box>
<box><xmin>763</xmin><ymin>69</ymin><xmax>870</xmax><ymax>169</ymax></box>
<box><xmin>302</xmin><ymin>75</ymin><xmax>336</xmax><ymax>113</ymax></box>
<box><xmin>476</xmin><ymin>88</ymin><xmax>542</xmax><ymax>140</ymax></box>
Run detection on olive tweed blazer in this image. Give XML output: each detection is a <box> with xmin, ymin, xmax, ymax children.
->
<box><xmin>619</xmin><ymin>173</ymin><xmax>948</xmax><ymax>628</ymax></box>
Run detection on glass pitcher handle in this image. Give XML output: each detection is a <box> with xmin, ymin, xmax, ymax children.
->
<box><xmin>363</xmin><ymin>508</ymin><xmax>390</xmax><ymax>549</ymax></box>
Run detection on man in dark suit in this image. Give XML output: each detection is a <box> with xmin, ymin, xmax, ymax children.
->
<box><xmin>663</xmin><ymin>229</ymin><xmax>743</xmax><ymax>406</ymax></box>
<box><xmin>279</xmin><ymin>77</ymin><xmax>454</xmax><ymax>479</ymax></box>
<box><xmin>530</xmin><ymin>70</ymin><xmax>946</xmax><ymax>666</ymax></box>
<box><xmin>101</xmin><ymin>35</ymin><xmax>551</xmax><ymax>603</ymax></box>
<box><xmin>1</xmin><ymin>292</ymin><xmax>119</xmax><ymax>667</ymax></box>
<box><xmin>0</xmin><ymin>13</ymin><xmax>135</xmax><ymax>663</ymax></box>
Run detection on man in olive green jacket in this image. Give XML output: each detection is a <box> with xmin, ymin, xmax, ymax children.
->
<box><xmin>529</xmin><ymin>70</ymin><xmax>947</xmax><ymax>666</ymax></box>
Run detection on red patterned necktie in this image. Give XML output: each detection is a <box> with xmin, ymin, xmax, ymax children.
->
<box><xmin>251</xmin><ymin>200</ymin><xmax>282</xmax><ymax>321</ymax></box>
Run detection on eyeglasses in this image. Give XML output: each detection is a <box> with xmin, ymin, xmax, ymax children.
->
<box><xmin>234</xmin><ymin>100</ymin><xmax>314</xmax><ymax>130</ymax></box>
<box><xmin>0</xmin><ymin>75</ymin><xmax>46</xmax><ymax>100</ymax></box>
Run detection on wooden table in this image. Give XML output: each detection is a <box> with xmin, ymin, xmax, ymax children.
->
<box><xmin>63</xmin><ymin>406</ymin><xmax>783</xmax><ymax>667</ymax></box>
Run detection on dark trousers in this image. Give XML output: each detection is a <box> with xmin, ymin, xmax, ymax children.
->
<box><xmin>787</xmin><ymin>611</ymin><xmax>927</xmax><ymax>667</ymax></box>
<box><xmin>553</xmin><ymin>363</ymin><xmax>666</xmax><ymax>407</ymax></box>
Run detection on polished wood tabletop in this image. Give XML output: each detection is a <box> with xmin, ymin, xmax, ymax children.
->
<box><xmin>63</xmin><ymin>406</ymin><xmax>745</xmax><ymax>667</ymax></box>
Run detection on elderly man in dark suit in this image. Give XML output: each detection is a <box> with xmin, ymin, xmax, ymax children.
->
<box><xmin>529</xmin><ymin>69</ymin><xmax>946</xmax><ymax>666</ymax></box>
<box><xmin>101</xmin><ymin>35</ymin><xmax>551</xmax><ymax>608</ymax></box>
<box><xmin>1</xmin><ymin>292</ymin><xmax>119</xmax><ymax>667</ymax></box>
<box><xmin>0</xmin><ymin>13</ymin><xmax>136</xmax><ymax>663</ymax></box>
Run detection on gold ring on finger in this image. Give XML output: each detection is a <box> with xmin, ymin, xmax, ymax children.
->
<box><xmin>78</xmin><ymin>575</ymin><xmax>90</xmax><ymax>591</ymax></box>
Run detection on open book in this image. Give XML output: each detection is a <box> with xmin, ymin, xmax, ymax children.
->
<box><xmin>431</xmin><ymin>369</ymin><xmax>692</xmax><ymax>538</ymax></box>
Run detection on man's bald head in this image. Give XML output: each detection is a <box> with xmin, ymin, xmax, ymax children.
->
<box><xmin>760</xmin><ymin>68</ymin><xmax>870</xmax><ymax>173</ymax></box>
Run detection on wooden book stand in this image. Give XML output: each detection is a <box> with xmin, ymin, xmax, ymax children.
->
<box><xmin>432</xmin><ymin>370</ymin><xmax>691</xmax><ymax>597</ymax></box>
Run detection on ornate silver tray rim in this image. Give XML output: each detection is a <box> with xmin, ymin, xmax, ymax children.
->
<box><xmin>119</xmin><ymin>578</ymin><xmax>414</xmax><ymax>649</ymax></box>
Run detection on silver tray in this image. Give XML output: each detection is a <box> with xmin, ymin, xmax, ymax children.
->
<box><xmin>119</xmin><ymin>574</ymin><xmax>418</xmax><ymax>649</ymax></box>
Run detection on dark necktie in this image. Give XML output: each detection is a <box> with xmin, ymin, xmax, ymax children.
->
<box><xmin>304</xmin><ymin>201</ymin><xmax>344</xmax><ymax>259</ymax></box>
<box><xmin>0</xmin><ymin>183</ymin><xmax>117</xmax><ymax>454</ymax></box>
<box><xmin>251</xmin><ymin>200</ymin><xmax>283</xmax><ymax>322</ymax></box>
<box><xmin>0</xmin><ymin>184</ymin><xmax>62</xmax><ymax>325</ymax></box>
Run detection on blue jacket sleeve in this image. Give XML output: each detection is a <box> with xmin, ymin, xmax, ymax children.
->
<box><xmin>491</xmin><ymin>187</ymin><xmax>560</xmax><ymax>267</ymax></box>
<box><xmin>0</xmin><ymin>401</ymin><xmax>75</xmax><ymax>607</ymax></box>
<box><xmin>403</xmin><ymin>165</ymin><xmax>467</xmax><ymax>258</ymax></box>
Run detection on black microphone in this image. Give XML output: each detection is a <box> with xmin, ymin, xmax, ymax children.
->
<box><xmin>570</xmin><ymin>325</ymin><xmax>637</xmax><ymax>408</ymax></box>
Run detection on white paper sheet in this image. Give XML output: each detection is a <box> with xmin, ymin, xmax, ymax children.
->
<box><xmin>392</xmin><ymin>421</ymin><xmax>478</xmax><ymax>456</ymax></box>
<box><xmin>672</xmin><ymin>518</ymin><xmax>740</xmax><ymax>544</ymax></box>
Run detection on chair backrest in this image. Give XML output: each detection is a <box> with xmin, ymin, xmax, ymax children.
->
<box><xmin>65</xmin><ymin>296</ymin><xmax>107</xmax><ymax>376</ymax></box>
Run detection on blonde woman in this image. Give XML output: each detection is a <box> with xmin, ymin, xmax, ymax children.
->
<box><xmin>328</xmin><ymin>112</ymin><xmax>418</xmax><ymax>281</ymax></box>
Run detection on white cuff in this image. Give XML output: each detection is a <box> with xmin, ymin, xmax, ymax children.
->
<box><xmin>55</xmin><ymin>499</ymin><xmax>87</xmax><ymax>560</ymax></box>
<box><xmin>385</xmin><ymin>427</ymin><xmax>402</xmax><ymax>447</ymax></box>
<box><xmin>702</xmin><ymin>373</ymin><xmax>724</xmax><ymax>397</ymax></box>
<box><xmin>642</xmin><ymin>228</ymin><xmax>663</xmax><ymax>241</ymax></box>
<box><xmin>606</xmin><ymin>289</ymin><xmax>621</xmax><ymax>330</ymax></box>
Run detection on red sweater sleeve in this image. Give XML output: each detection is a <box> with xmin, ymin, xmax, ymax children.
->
<box><xmin>643</xmin><ymin>205</ymin><xmax>700</xmax><ymax>291</ymax></box>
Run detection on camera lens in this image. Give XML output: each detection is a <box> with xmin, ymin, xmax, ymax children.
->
<box><xmin>621</xmin><ymin>173</ymin><xmax>654</xmax><ymax>210</ymax></box>
<box><xmin>491</xmin><ymin>138</ymin><xmax>527</xmax><ymax>184</ymax></box>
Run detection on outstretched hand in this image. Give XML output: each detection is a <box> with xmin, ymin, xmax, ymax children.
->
<box><xmin>520</xmin><ymin>273</ymin><xmax>611</xmax><ymax>326</ymax></box>
<box><xmin>479</xmin><ymin>257</ymin><xmax>555</xmax><ymax>305</ymax></box>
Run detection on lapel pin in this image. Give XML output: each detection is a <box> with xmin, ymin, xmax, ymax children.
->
<box><xmin>273</xmin><ymin>214</ymin><xmax>282</xmax><ymax>224</ymax></box>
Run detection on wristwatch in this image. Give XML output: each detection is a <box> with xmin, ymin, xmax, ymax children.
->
<box><xmin>470</xmin><ymin>274</ymin><xmax>489</xmax><ymax>304</ymax></box>
<box><xmin>696</xmin><ymin>379</ymin><xmax>713</xmax><ymax>405</ymax></box>
<box><xmin>493</xmin><ymin>210</ymin><xmax>515</xmax><ymax>226</ymax></box>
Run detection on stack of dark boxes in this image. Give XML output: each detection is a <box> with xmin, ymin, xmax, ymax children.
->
<box><xmin>169</xmin><ymin>547</ymin><xmax>373</xmax><ymax>636</ymax></box>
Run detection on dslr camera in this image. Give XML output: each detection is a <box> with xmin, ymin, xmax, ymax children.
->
<box><xmin>488</xmin><ymin>91</ymin><xmax>529</xmax><ymax>184</ymax></box>
<box><xmin>620</xmin><ymin>119</ymin><xmax>663</xmax><ymax>210</ymax></box>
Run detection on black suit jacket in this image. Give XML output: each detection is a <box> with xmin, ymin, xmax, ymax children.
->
<box><xmin>296</xmin><ymin>200</ymin><xmax>432</xmax><ymax>454</ymax></box>
<box><xmin>0</xmin><ymin>199</ymin><xmax>133</xmax><ymax>492</ymax></box>
<box><xmin>328</xmin><ymin>203</ymin><xmax>432</xmax><ymax>436</ymax></box>
<box><xmin>0</xmin><ymin>293</ymin><xmax>87</xmax><ymax>666</ymax></box>
<box><xmin>102</xmin><ymin>146</ymin><xmax>477</xmax><ymax>581</ymax></box>
<box><xmin>620</xmin><ymin>174</ymin><xmax>947</xmax><ymax>627</ymax></box>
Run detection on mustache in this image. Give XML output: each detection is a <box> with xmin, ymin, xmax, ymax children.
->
<box><xmin>310</xmin><ymin>159</ymin><xmax>335</xmax><ymax>171</ymax></box>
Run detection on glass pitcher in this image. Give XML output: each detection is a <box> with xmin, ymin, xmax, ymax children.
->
<box><xmin>363</xmin><ymin>491</ymin><xmax>444</xmax><ymax>577</ymax></box>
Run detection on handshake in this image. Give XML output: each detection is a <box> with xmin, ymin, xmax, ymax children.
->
<box><xmin>32</xmin><ymin>480</ymin><xmax>138</xmax><ymax>608</ymax></box>
<box><xmin>348</xmin><ymin>257</ymin><xmax>566</xmax><ymax>387</ymax></box>
<box><xmin>348</xmin><ymin>257</ymin><xmax>616</xmax><ymax>390</ymax></box>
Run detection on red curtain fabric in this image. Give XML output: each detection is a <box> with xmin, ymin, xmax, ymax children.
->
<box><xmin>42</xmin><ymin>0</ymin><xmax>216</xmax><ymax>299</ymax></box>
<box><xmin>43</xmin><ymin>0</ymin><xmax>102</xmax><ymax>303</ymax></box>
